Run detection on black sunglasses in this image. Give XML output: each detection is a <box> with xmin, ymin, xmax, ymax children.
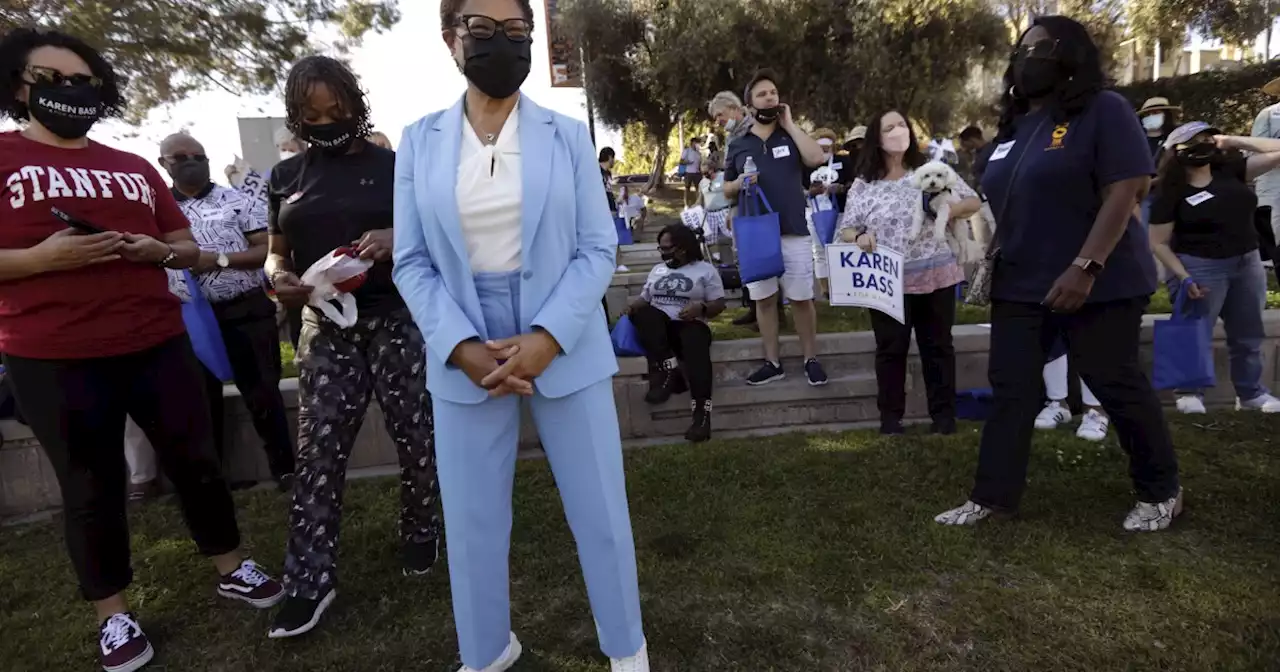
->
<box><xmin>163</xmin><ymin>153</ymin><xmax>209</xmax><ymax>164</ymax></box>
<box><xmin>1013</xmin><ymin>39</ymin><xmax>1060</xmax><ymax>60</ymax></box>
<box><xmin>23</xmin><ymin>65</ymin><xmax>102</xmax><ymax>89</ymax></box>
<box><xmin>455</xmin><ymin>14</ymin><xmax>533</xmax><ymax>41</ymax></box>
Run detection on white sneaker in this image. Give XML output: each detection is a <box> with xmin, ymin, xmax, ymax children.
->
<box><xmin>1075</xmin><ymin>409</ymin><xmax>1109</xmax><ymax>442</ymax></box>
<box><xmin>458</xmin><ymin>632</ymin><xmax>522</xmax><ymax>672</ymax></box>
<box><xmin>612</xmin><ymin>640</ymin><xmax>650</xmax><ymax>672</ymax></box>
<box><xmin>616</xmin><ymin>264</ymin><xmax>630</xmax><ymax>272</ymax></box>
<box><xmin>1236</xmin><ymin>393</ymin><xmax>1280</xmax><ymax>413</ymax></box>
<box><xmin>1034</xmin><ymin>401</ymin><xmax>1071</xmax><ymax>429</ymax></box>
<box><xmin>1175</xmin><ymin>395</ymin><xmax>1206</xmax><ymax>414</ymax></box>
<box><xmin>934</xmin><ymin>500</ymin><xmax>992</xmax><ymax>526</ymax></box>
<box><xmin>1123</xmin><ymin>488</ymin><xmax>1183</xmax><ymax>532</ymax></box>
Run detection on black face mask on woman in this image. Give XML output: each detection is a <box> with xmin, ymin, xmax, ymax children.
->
<box><xmin>28</xmin><ymin>81</ymin><xmax>102</xmax><ymax>139</ymax></box>
<box><xmin>301</xmin><ymin>119</ymin><xmax>359</xmax><ymax>155</ymax></box>
<box><xmin>461</xmin><ymin>33</ymin><xmax>532</xmax><ymax>99</ymax></box>
<box><xmin>1013</xmin><ymin>57</ymin><xmax>1062</xmax><ymax>99</ymax></box>
<box><xmin>1176</xmin><ymin>143</ymin><xmax>1219</xmax><ymax>168</ymax></box>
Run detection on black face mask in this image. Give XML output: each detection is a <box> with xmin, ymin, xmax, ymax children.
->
<box><xmin>28</xmin><ymin>82</ymin><xmax>102</xmax><ymax>139</ymax></box>
<box><xmin>1014</xmin><ymin>57</ymin><xmax>1062</xmax><ymax>99</ymax></box>
<box><xmin>754</xmin><ymin>105</ymin><xmax>781</xmax><ymax>125</ymax></box>
<box><xmin>661</xmin><ymin>250</ymin><xmax>684</xmax><ymax>268</ymax></box>
<box><xmin>301</xmin><ymin>119</ymin><xmax>359</xmax><ymax>155</ymax></box>
<box><xmin>1176</xmin><ymin>143</ymin><xmax>1219</xmax><ymax>167</ymax></box>
<box><xmin>461</xmin><ymin>34</ymin><xmax>532</xmax><ymax>100</ymax></box>
<box><xmin>169</xmin><ymin>159</ymin><xmax>210</xmax><ymax>189</ymax></box>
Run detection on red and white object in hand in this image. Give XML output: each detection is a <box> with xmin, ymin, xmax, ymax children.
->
<box><xmin>299</xmin><ymin>246</ymin><xmax>373</xmax><ymax>328</ymax></box>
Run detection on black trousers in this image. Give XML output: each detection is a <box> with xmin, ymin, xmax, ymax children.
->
<box><xmin>3</xmin><ymin>336</ymin><xmax>240</xmax><ymax>601</ymax></box>
<box><xmin>869</xmin><ymin>285</ymin><xmax>957</xmax><ymax>424</ymax></box>
<box><xmin>630</xmin><ymin>304</ymin><xmax>714</xmax><ymax>400</ymax></box>
<box><xmin>972</xmin><ymin>298</ymin><xmax>1180</xmax><ymax>509</ymax></box>
<box><xmin>205</xmin><ymin>290</ymin><xmax>295</xmax><ymax>480</ymax></box>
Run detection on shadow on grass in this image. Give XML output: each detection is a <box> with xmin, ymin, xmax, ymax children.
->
<box><xmin>1</xmin><ymin>414</ymin><xmax>1277</xmax><ymax>671</ymax></box>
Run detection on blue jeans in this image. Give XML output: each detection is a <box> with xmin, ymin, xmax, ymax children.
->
<box><xmin>1172</xmin><ymin>252</ymin><xmax>1269</xmax><ymax>400</ymax></box>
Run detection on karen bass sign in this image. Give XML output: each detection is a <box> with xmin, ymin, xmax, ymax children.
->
<box><xmin>826</xmin><ymin>244</ymin><xmax>904</xmax><ymax>324</ymax></box>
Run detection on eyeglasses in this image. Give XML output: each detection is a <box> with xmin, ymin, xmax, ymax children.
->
<box><xmin>1013</xmin><ymin>39</ymin><xmax>1060</xmax><ymax>60</ymax></box>
<box><xmin>163</xmin><ymin>153</ymin><xmax>209</xmax><ymax>164</ymax></box>
<box><xmin>23</xmin><ymin>65</ymin><xmax>102</xmax><ymax>89</ymax></box>
<box><xmin>455</xmin><ymin>14</ymin><xmax>533</xmax><ymax>41</ymax></box>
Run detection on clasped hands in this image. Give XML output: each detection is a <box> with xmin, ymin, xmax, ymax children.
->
<box><xmin>450</xmin><ymin>329</ymin><xmax>561</xmax><ymax>398</ymax></box>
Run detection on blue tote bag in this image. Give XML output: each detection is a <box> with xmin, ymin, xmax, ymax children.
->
<box><xmin>180</xmin><ymin>271</ymin><xmax>234</xmax><ymax>382</ymax></box>
<box><xmin>1152</xmin><ymin>278</ymin><xmax>1215</xmax><ymax>390</ymax></box>
<box><xmin>610</xmin><ymin>315</ymin><xmax>645</xmax><ymax>357</ymax></box>
<box><xmin>614</xmin><ymin>216</ymin><xmax>633</xmax><ymax>245</ymax></box>
<box><xmin>733</xmin><ymin>180</ymin><xmax>785</xmax><ymax>284</ymax></box>
<box><xmin>809</xmin><ymin>197</ymin><xmax>839</xmax><ymax>246</ymax></box>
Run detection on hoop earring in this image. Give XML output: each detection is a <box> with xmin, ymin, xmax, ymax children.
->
<box><xmin>1008</xmin><ymin>84</ymin><xmax>1021</xmax><ymax>99</ymax></box>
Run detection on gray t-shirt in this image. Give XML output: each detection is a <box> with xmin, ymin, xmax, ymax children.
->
<box><xmin>640</xmin><ymin>260</ymin><xmax>726</xmax><ymax>320</ymax></box>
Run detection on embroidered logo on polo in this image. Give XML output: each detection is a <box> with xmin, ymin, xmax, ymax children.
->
<box><xmin>1046</xmin><ymin>123</ymin><xmax>1070</xmax><ymax>151</ymax></box>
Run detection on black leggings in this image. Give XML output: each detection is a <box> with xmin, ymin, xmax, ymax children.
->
<box><xmin>3</xmin><ymin>336</ymin><xmax>240</xmax><ymax>601</ymax></box>
<box><xmin>629</xmin><ymin>304</ymin><xmax>714</xmax><ymax>400</ymax></box>
<box><xmin>869</xmin><ymin>285</ymin><xmax>957</xmax><ymax>425</ymax></box>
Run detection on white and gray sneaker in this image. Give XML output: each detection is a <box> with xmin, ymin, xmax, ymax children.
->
<box><xmin>1034</xmin><ymin>401</ymin><xmax>1072</xmax><ymax>429</ymax></box>
<box><xmin>458</xmin><ymin>632</ymin><xmax>522</xmax><ymax>672</ymax></box>
<box><xmin>934</xmin><ymin>500</ymin><xmax>993</xmax><ymax>526</ymax></box>
<box><xmin>612</xmin><ymin>640</ymin><xmax>650</xmax><ymax>672</ymax></box>
<box><xmin>1175</xmin><ymin>395</ymin><xmax>1207</xmax><ymax>414</ymax></box>
<box><xmin>1075</xmin><ymin>409</ymin><xmax>1109</xmax><ymax>442</ymax></box>
<box><xmin>1236</xmin><ymin>393</ymin><xmax>1280</xmax><ymax>413</ymax></box>
<box><xmin>1122</xmin><ymin>488</ymin><xmax>1184</xmax><ymax>532</ymax></box>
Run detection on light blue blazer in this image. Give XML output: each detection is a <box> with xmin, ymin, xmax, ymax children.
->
<box><xmin>392</xmin><ymin>95</ymin><xmax>619</xmax><ymax>405</ymax></box>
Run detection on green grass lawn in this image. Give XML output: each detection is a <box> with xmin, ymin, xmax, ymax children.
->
<box><xmin>2</xmin><ymin>413</ymin><xmax>1277</xmax><ymax>671</ymax></box>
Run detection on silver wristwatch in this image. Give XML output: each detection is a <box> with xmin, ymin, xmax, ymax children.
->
<box><xmin>216</xmin><ymin>252</ymin><xmax>230</xmax><ymax>269</ymax></box>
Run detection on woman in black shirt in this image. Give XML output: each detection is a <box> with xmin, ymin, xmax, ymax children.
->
<box><xmin>263</xmin><ymin>56</ymin><xmax>441</xmax><ymax>638</ymax></box>
<box><xmin>1149</xmin><ymin>122</ymin><xmax>1280</xmax><ymax>415</ymax></box>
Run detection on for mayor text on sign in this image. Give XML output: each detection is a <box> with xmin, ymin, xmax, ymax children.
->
<box><xmin>826</xmin><ymin>244</ymin><xmax>905</xmax><ymax>324</ymax></box>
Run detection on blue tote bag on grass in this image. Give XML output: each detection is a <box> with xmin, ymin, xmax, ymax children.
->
<box><xmin>614</xmin><ymin>216</ymin><xmax>633</xmax><ymax>245</ymax></box>
<box><xmin>809</xmin><ymin>197</ymin><xmax>839</xmax><ymax>246</ymax></box>
<box><xmin>180</xmin><ymin>271</ymin><xmax>234</xmax><ymax>382</ymax></box>
<box><xmin>610</xmin><ymin>315</ymin><xmax>645</xmax><ymax>357</ymax></box>
<box><xmin>733</xmin><ymin>180</ymin><xmax>785</xmax><ymax>284</ymax></box>
<box><xmin>1152</xmin><ymin>278</ymin><xmax>1215</xmax><ymax>391</ymax></box>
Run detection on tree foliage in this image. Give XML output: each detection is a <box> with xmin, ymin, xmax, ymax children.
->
<box><xmin>0</xmin><ymin>0</ymin><xmax>400</xmax><ymax>122</ymax></box>
<box><xmin>1116</xmin><ymin>58</ymin><xmax>1280</xmax><ymax>135</ymax></box>
<box><xmin>1127</xmin><ymin>0</ymin><xmax>1273</xmax><ymax>50</ymax></box>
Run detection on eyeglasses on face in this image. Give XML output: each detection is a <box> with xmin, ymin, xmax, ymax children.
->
<box><xmin>1013</xmin><ymin>39</ymin><xmax>1060</xmax><ymax>60</ymax></box>
<box><xmin>455</xmin><ymin>14</ymin><xmax>533</xmax><ymax>41</ymax></box>
<box><xmin>163</xmin><ymin>153</ymin><xmax>209</xmax><ymax>164</ymax></box>
<box><xmin>23</xmin><ymin>65</ymin><xmax>102</xmax><ymax>89</ymax></box>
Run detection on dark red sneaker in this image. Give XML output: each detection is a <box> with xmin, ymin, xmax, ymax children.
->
<box><xmin>99</xmin><ymin>612</ymin><xmax>153</xmax><ymax>672</ymax></box>
<box><xmin>217</xmin><ymin>559</ymin><xmax>285</xmax><ymax>609</ymax></box>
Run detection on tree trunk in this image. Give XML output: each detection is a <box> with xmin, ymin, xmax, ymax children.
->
<box><xmin>646</xmin><ymin>145</ymin><xmax>669</xmax><ymax>193</ymax></box>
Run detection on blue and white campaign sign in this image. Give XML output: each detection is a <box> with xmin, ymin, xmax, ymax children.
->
<box><xmin>826</xmin><ymin>244</ymin><xmax>905</xmax><ymax>324</ymax></box>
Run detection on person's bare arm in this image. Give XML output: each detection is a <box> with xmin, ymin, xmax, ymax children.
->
<box><xmin>1078</xmin><ymin>176</ymin><xmax>1148</xmax><ymax>263</ymax></box>
<box><xmin>949</xmin><ymin>197</ymin><xmax>981</xmax><ymax>219</ymax></box>
<box><xmin>780</xmin><ymin>106</ymin><xmax>827</xmax><ymax>167</ymax></box>
<box><xmin>1246</xmin><ymin>152</ymin><xmax>1280</xmax><ymax>181</ymax></box>
<box><xmin>1148</xmin><ymin>223</ymin><xmax>1189</xmax><ymax>279</ymax></box>
<box><xmin>266</xmin><ymin>234</ymin><xmax>293</xmax><ymax>278</ymax></box>
<box><xmin>0</xmin><ymin>230</ymin><xmax>125</xmax><ymax>282</ymax></box>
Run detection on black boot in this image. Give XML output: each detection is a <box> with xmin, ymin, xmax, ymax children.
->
<box><xmin>732</xmin><ymin>300</ymin><xmax>757</xmax><ymax>325</ymax></box>
<box><xmin>644</xmin><ymin>357</ymin><xmax>687</xmax><ymax>404</ymax></box>
<box><xmin>686</xmin><ymin>399</ymin><xmax>712</xmax><ymax>443</ymax></box>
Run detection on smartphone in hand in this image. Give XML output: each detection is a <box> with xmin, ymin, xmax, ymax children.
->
<box><xmin>51</xmin><ymin>207</ymin><xmax>106</xmax><ymax>234</ymax></box>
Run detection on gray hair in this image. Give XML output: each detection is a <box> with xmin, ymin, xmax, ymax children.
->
<box><xmin>707</xmin><ymin>91</ymin><xmax>743</xmax><ymax>117</ymax></box>
<box><xmin>273</xmin><ymin>125</ymin><xmax>297</xmax><ymax>146</ymax></box>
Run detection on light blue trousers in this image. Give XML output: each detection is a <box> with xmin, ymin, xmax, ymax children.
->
<box><xmin>434</xmin><ymin>271</ymin><xmax>645</xmax><ymax>668</ymax></box>
<box><xmin>1171</xmin><ymin>252</ymin><xmax>1270</xmax><ymax>400</ymax></box>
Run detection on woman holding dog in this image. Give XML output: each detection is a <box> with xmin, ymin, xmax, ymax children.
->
<box><xmin>837</xmin><ymin>110</ymin><xmax>980</xmax><ymax>435</ymax></box>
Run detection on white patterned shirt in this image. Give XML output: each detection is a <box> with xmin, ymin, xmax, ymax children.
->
<box><xmin>165</xmin><ymin>184</ymin><xmax>268</xmax><ymax>303</ymax></box>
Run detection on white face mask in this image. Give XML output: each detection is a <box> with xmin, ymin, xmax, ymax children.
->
<box><xmin>882</xmin><ymin>126</ymin><xmax>910</xmax><ymax>153</ymax></box>
<box><xmin>724</xmin><ymin>118</ymin><xmax>738</xmax><ymax>132</ymax></box>
<box><xmin>279</xmin><ymin>150</ymin><xmax>298</xmax><ymax>161</ymax></box>
<box><xmin>1142</xmin><ymin>113</ymin><xmax>1165</xmax><ymax>132</ymax></box>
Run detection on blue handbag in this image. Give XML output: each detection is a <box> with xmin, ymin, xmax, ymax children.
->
<box><xmin>733</xmin><ymin>180</ymin><xmax>785</xmax><ymax>284</ymax></box>
<box><xmin>610</xmin><ymin>315</ymin><xmax>645</xmax><ymax>357</ymax></box>
<box><xmin>809</xmin><ymin>197</ymin><xmax>839</xmax><ymax>246</ymax></box>
<box><xmin>614</xmin><ymin>216</ymin><xmax>633</xmax><ymax>245</ymax></box>
<box><xmin>180</xmin><ymin>271</ymin><xmax>234</xmax><ymax>381</ymax></box>
<box><xmin>1152</xmin><ymin>278</ymin><xmax>1216</xmax><ymax>390</ymax></box>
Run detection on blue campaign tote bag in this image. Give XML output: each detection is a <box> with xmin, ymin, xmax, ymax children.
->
<box><xmin>809</xmin><ymin>197</ymin><xmax>839</xmax><ymax>246</ymax></box>
<box><xmin>1152</xmin><ymin>279</ymin><xmax>1216</xmax><ymax>390</ymax></box>
<box><xmin>733</xmin><ymin>180</ymin><xmax>785</xmax><ymax>284</ymax></box>
<box><xmin>610</xmin><ymin>315</ymin><xmax>646</xmax><ymax>357</ymax></box>
<box><xmin>180</xmin><ymin>271</ymin><xmax>234</xmax><ymax>381</ymax></box>
<box><xmin>614</xmin><ymin>216</ymin><xmax>633</xmax><ymax>245</ymax></box>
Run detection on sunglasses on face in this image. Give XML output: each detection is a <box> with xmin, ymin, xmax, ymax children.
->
<box><xmin>23</xmin><ymin>65</ymin><xmax>102</xmax><ymax>89</ymax></box>
<box><xmin>455</xmin><ymin>14</ymin><xmax>533</xmax><ymax>41</ymax></box>
<box><xmin>1013</xmin><ymin>39</ymin><xmax>1060</xmax><ymax>60</ymax></box>
<box><xmin>164</xmin><ymin>153</ymin><xmax>209</xmax><ymax>164</ymax></box>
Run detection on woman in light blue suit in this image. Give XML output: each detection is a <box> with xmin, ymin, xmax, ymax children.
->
<box><xmin>392</xmin><ymin>1</ymin><xmax>648</xmax><ymax>670</ymax></box>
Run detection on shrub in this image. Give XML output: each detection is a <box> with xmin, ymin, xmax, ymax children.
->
<box><xmin>1115</xmin><ymin>60</ymin><xmax>1280</xmax><ymax>135</ymax></box>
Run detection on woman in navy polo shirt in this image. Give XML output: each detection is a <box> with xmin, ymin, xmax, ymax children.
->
<box><xmin>935</xmin><ymin>16</ymin><xmax>1183</xmax><ymax>532</ymax></box>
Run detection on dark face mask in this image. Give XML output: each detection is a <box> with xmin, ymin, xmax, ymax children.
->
<box><xmin>461</xmin><ymin>34</ymin><xmax>532</xmax><ymax>100</ymax></box>
<box><xmin>168</xmin><ymin>158</ymin><xmax>210</xmax><ymax>189</ymax></box>
<box><xmin>28</xmin><ymin>81</ymin><xmax>102</xmax><ymax>140</ymax></box>
<box><xmin>1013</xmin><ymin>56</ymin><xmax>1062</xmax><ymax>99</ymax></box>
<box><xmin>754</xmin><ymin>105</ymin><xmax>781</xmax><ymax>125</ymax></box>
<box><xmin>301</xmin><ymin>119</ymin><xmax>359</xmax><ymax>155</ymax></box>
<box><xmin>1176</xmin><ymin>143</ymin><xmax>1218</xmax><ymax>167</ymax></box>
<box><xmin>660</xmin><ymin>249</ymin><xmax>684</xmax><ymax>268</ymax></box>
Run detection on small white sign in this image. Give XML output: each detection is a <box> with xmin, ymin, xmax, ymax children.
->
<box><xmin>771</xmin><ymin>144</ymin><xmax>792</xmax><ymax>159</ymax></box>
<box><xmin>989</xmin><ymin>141</ymin><xmax>1016</xmax><ymax>161</ymax></box>
<box><xmin>826</xmin><ymin>244</ymin><xmax>905</xmax><ymax>324</ymax></box>
<box><xmin>1185</xmin><ymin>191</ymin><xmax>1214</xmax><ymax>207</ymax></box>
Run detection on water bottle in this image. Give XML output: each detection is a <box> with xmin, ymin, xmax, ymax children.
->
<box><xmin>743</xmin><ymin>156</ymin><xmax>757</xmax><ymax>174</ymax></box>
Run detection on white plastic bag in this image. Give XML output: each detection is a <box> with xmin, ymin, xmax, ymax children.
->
<box><xmin>299</xmin><ymin>247</ymin><xmax>373</xmax><ymax>328</ymax></box>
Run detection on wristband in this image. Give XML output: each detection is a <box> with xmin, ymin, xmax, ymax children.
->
<box><xmin>157</xmin><ymin>245</ymin><xmax>177</xmax><ymax>268</ymax></box>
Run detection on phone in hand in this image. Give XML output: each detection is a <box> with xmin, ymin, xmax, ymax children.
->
<box><xmin>51</xmin><ymin>207</ymin><xmax>106</xmax><ymax>234</ymax></box>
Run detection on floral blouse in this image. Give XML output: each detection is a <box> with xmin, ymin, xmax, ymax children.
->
<box><xmin>837</xmin><ymin>171</ymin><xmax>975</xmax><ymax>294</ymax></box>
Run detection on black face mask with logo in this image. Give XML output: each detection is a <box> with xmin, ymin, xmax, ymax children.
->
<box><xmin>462</xmin><ymin>33</ymin><xmax>532</xmax><ymax>100</ymax></box>
<box><xmin>301</xmin><ymin>119</ymin><xmax>359</xmax><ymax>155</ymax></box>
<box><xmin>29</xmin><ymin>82</ymin><xmax>102</xmax><ymax>139</ymax></box>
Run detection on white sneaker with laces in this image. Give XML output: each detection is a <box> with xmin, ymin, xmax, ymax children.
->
<box><xmin>616</xmin><ymin>264</ymin><xmax>630</xmax><ymax>272</ymax></box>
<box><xmin>458</xmin><ymin>632</ymin><xmax>522</xmax><ymax>672</ymax></box>
<box><xmin>1175</xmin><ymin>395</ymin><xmax>1207</xmax><ymax>414</ymax></box>
<box><xmin>1034</xmin><ymin>401</ymin><xmax>1071</xmax><ymax>429</ymax></box>
<box><xmin>1123</xmin><ymin>488</ymin><xmax>1183</xmax><ymax>532</ymax></box>
<box><xmin>1075</xmin><ymin>409</ymin><xmax>1109</xmax><ymax>442</ymax></box>
<box><xmin>612</xmin><ymin>640</ymin><xmax>650</xmax><ymax>672</ymax></box>
<box><xmin>1236</xmin><ymin>393</ymin><xmax>1280</xmax><ymax>413</ymax></box>
<box><xmin>934</xmin><ymin>500</ymin><xmax>993</xmax><ymax>526</ymax></box>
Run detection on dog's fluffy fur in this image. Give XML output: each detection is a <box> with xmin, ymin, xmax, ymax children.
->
<box><xmin>909</xmin><ymin>160</ymin><xmax>962</xmax><ymax>242</ymax></box>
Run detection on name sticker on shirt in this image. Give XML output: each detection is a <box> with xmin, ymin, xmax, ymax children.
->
<box><xmin>831</xmin><ymin>162</ymin><xmax>843</xmax><ymax>170</ymax></box>
<box><xmin>1185</xmin><ymin>191</ymin><xmax>1215</xmax><ymax>207</ymax></box>
<box><xmin>771</xmin><ymin>145</ymin><xmax>792</xmax><ymax>159</ymax></box>
<box><xmin>989</xmin><ymin>141</ymin><xmax>1016</xmax><ymax>161</ymax></box>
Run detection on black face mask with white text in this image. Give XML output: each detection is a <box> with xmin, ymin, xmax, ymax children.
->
<box><xmin>29</xmin><ymin>82</ymin><xmax>102</xmax><ymax>139</ymax></box>
<box><xmin>301</xmin><ymin>119</ymin><xmax>359</xmax><ymax>155</ymax></box>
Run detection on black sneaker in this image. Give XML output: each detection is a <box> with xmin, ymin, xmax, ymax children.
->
<box><xmin>267</xmin><ymin>589</ymin><xmax>337</xmax><ymax>639</ymax></box>
<box><xmin>686</xmin><ymin>399</ymin><xmax>712</xmax><ymax>443</ymax></box>
<box><xmin>99</xmin><ymin>612</ymin><xmax>153</xmax><ymax>672</ymax></box>
<box><xmin>403</xmin><ymin>538</ymin><xmax>440</xmax><ymax>577</ymax></box>
<box><xmin>880</xmin><ymin>419</ymin><xmax>905</xmax><ymax>435</ymax></box>
<box><xmin>218</xmin><ymin>559</ymin><xmax>285</xmax><ymax>609</ymax></box>
<box><xmin>804</xmin><ymin>358</ymin><xmax>828</xmax><ymax>386</ymax></box>
<box><xmin>746</xmin><ymin>361</ymin><xmax>785</xmax><ymax>386</ymax></box>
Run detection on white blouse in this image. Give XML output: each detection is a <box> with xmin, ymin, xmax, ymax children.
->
<box><xmin>456</xmin><ymin>101</ymin><xmax>523</xmax><ymax>273</ymax></box>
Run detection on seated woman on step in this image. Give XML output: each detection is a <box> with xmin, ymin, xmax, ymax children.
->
<box><xmin>628</xmin><ymin>224</ymin><xmax>727</xmax><ymax>442</ymax></box>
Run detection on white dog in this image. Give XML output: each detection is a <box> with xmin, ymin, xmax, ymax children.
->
<box><xmin>909</xmin><ymin>160</ymin><xmax>961</xmax><ymax>242</ymax></box>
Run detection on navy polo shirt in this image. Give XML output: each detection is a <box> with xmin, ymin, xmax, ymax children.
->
<box><xmin>725</xmin><ymin>127</ymin><xmax>809</xmax><ymax>236</ymax></box>
<box><xmin>982</xmin><ymin>91</ymin><xmax>1157</xmax><ymax>304</ymax></box>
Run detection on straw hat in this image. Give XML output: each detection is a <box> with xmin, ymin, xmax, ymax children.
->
<box><xmin>1263</xmin><ymin>77</ymin><xmax>1280</xmax><ymax>96</ymax></box>
<box><xmin>1137</xmin><ymin>97</ymin><xmax>1181</xmax><ymax>116</ymax></box>
<box><xmin>847</xmin><ymin>126</ymin><xmax>867</xmax><ymax>141</ymax></box>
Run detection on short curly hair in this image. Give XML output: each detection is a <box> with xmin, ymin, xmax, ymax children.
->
<box><xmin>283</xmin><ymin>55</ymin><xmax>372</xmax><ymax>139</ymax></box>
<box><xmin>0</xmin><ymin>27</ymin><xmax>126</xmax><ymax>122</ymax></box>
<box><xmin>439</xmin><ymin>0</ymin><xmax>535</xmax><ymax>30</ymax></box>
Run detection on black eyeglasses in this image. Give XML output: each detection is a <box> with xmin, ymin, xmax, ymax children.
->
<box><xmin>23</xmin><ymin>65</ymin><xmax>102</xmax><ymax>89</ymax></box>
<box><xmin>163</xmin><ymin>153</ymin><xmax>209</xmax><ymax>164</ymax></box>
<box><xmin>1013</xmin><ymin>39</ymin><xmax>1060</xmax><ymax>60</ymax></box>
<box><xmin>455</xmin><ymin>14</ymin><xmax>533</xmax><ymax>41</ymax></box>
